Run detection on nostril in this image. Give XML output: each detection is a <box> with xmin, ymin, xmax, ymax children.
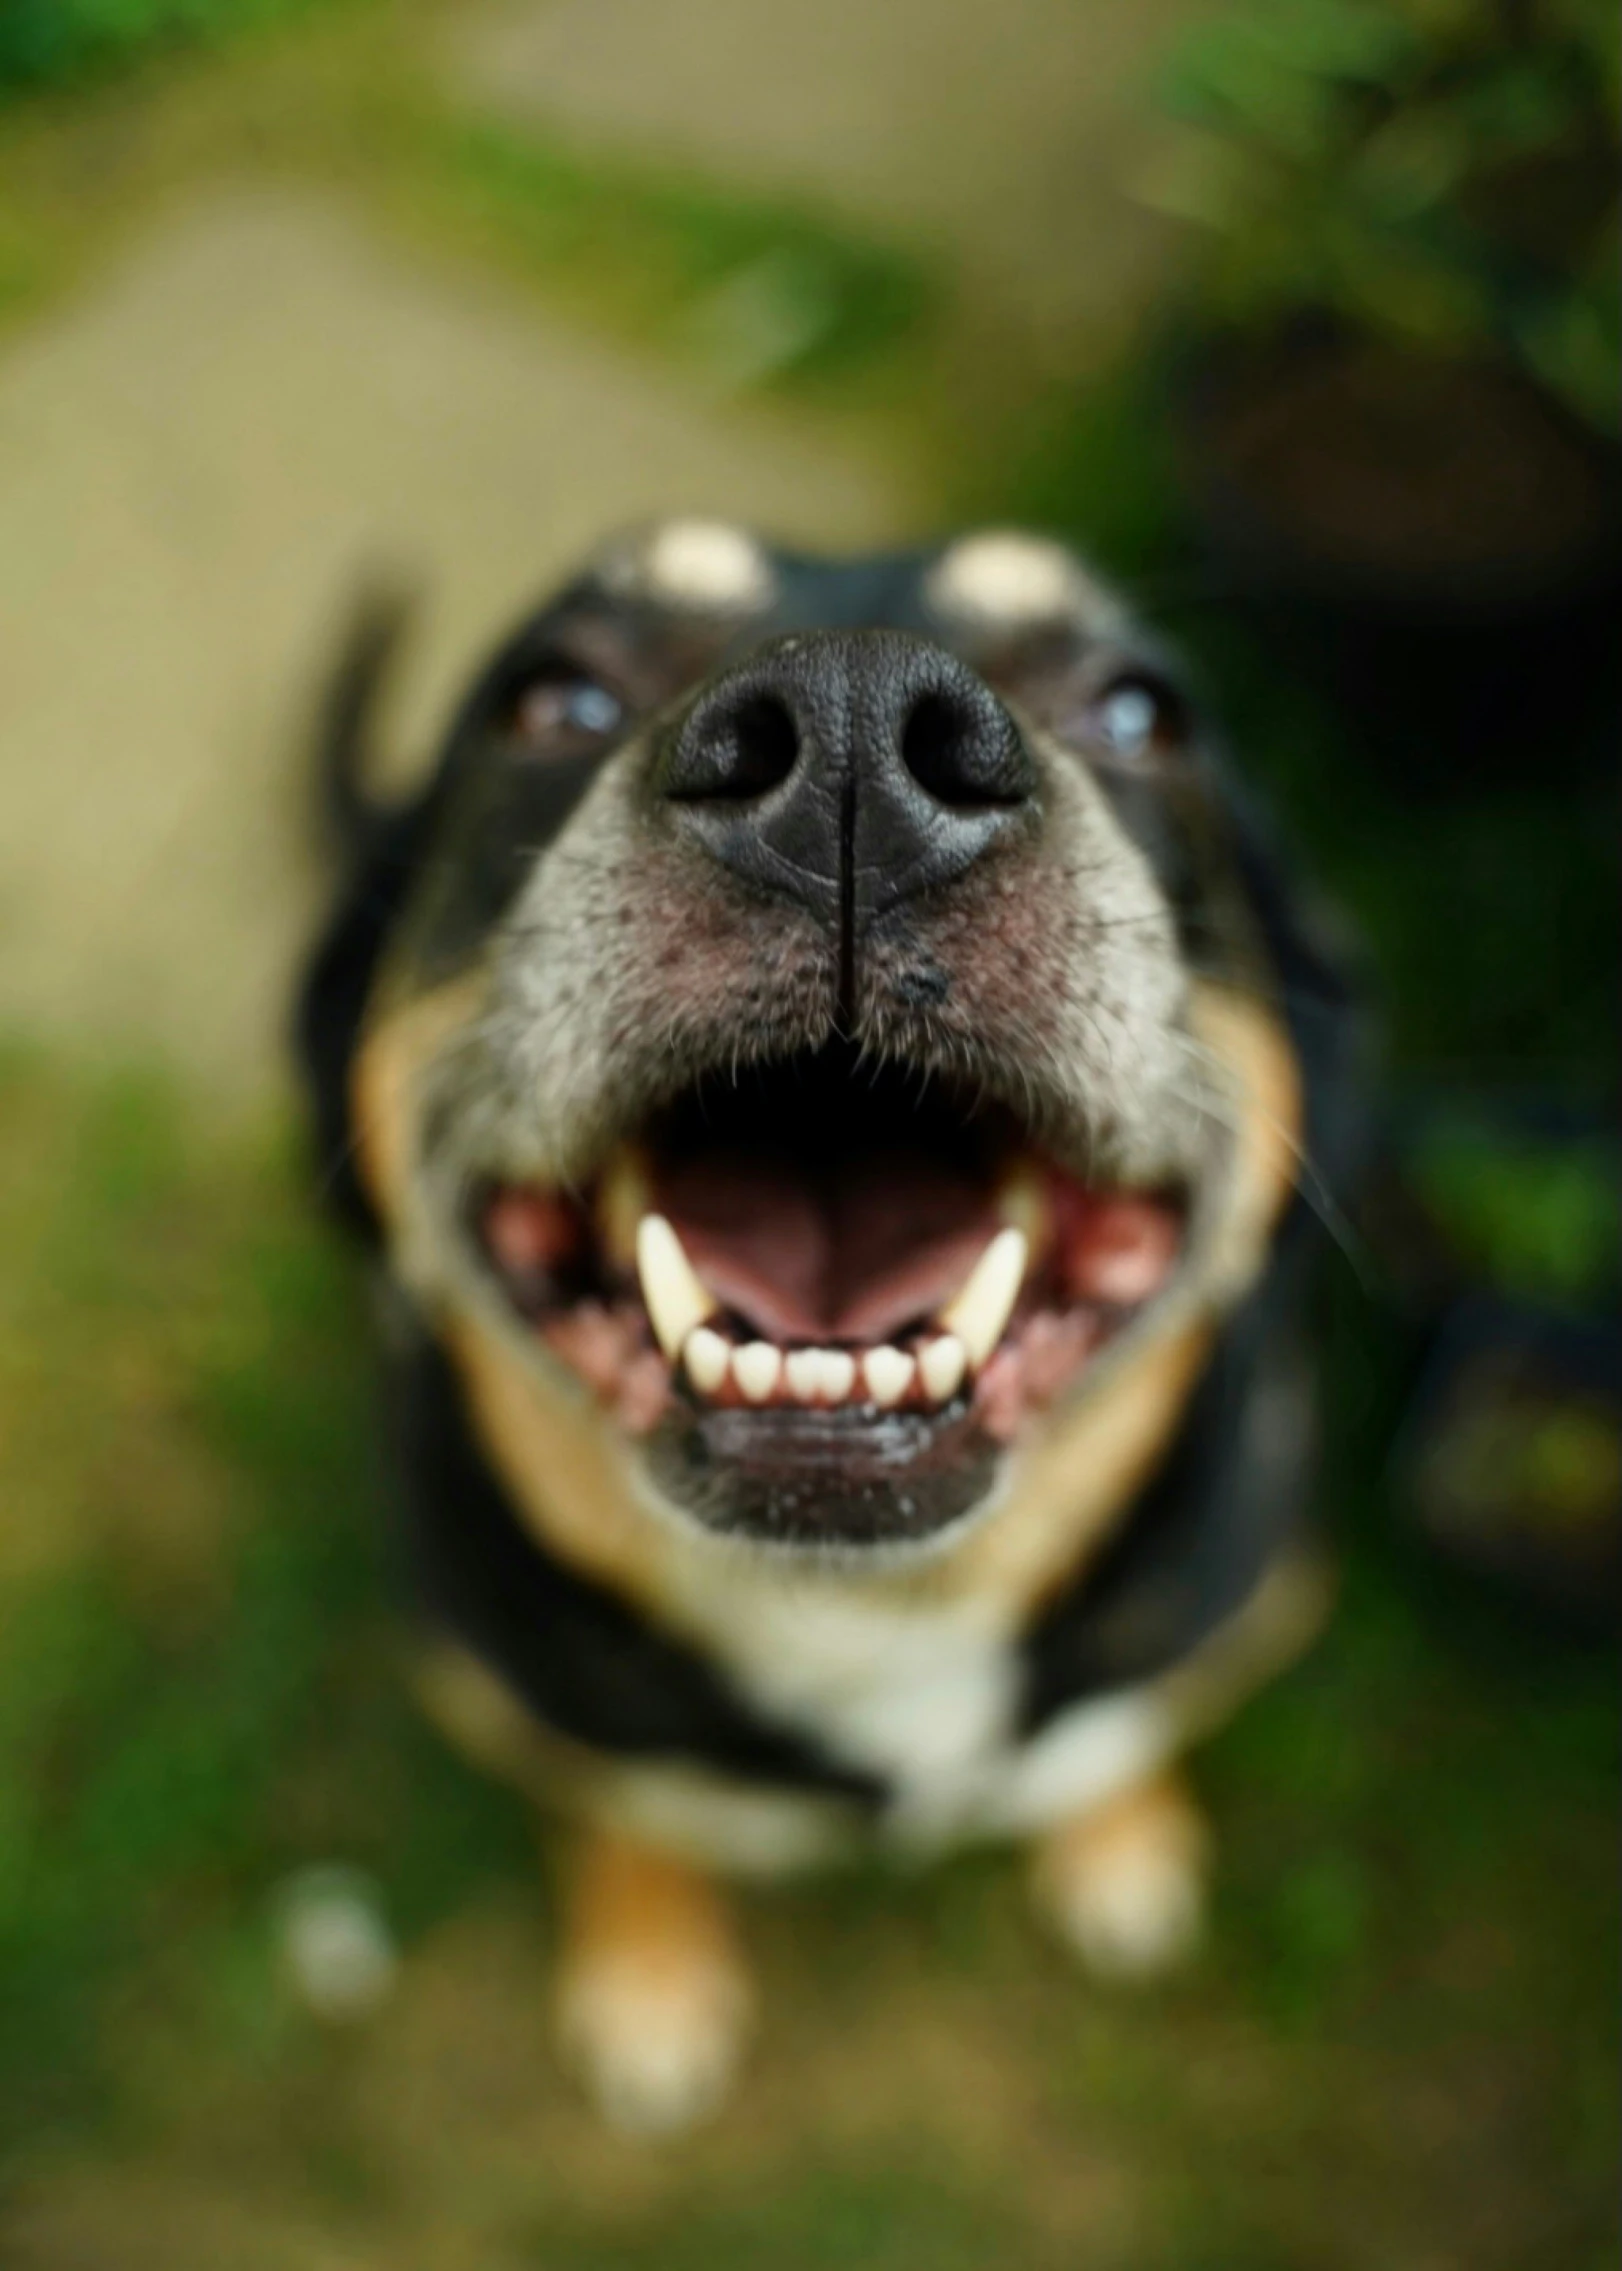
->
<box><xmin>901</xmin><ymin>690</ymin><xmax>1023</xmax><ymax>808</ymax></box>
<box><xmin>900</xmin><ymin>693</ymin><xmax>970</xmax><ymax>801</ymax></box>
<box><xmin>669</xmin><ymin>690</ymin><xmax>799</xmax><ymax>800</ymax></box>
<box><xmin>724</xmin><ymin>694</ymin><xmax>799</xmax><ymax>794</ymax></box>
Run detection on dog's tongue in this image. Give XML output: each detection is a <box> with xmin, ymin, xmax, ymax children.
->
<box><xmin>654</xmin><ymin>1145</ymin><xmax>997</xmax><ymax>1343</ymax></box>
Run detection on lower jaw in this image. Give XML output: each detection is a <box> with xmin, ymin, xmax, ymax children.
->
<box><xmin>641</xmin><ymin>1396</ymin><xmax>1002</xmax><ymax>1550</ymax></box>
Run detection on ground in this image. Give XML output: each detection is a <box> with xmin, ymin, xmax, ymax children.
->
<box><xmin>0</xmin><ymin>3</ymin><xmax>1614</xmax><ymax>2265</ymax></box>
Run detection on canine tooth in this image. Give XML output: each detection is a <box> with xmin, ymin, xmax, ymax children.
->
<box><xmin>634</xmin><ymin>1214</ymin><xmax>716</xmax><ymax>1360</ymax></box>
<box><xmin>732</xmin><ymin>1342</ymin><xmax>782</xmax><ymax>1403</ymax></box>
<box><xmin>995</xmin><ymin>1161</ymin><xmax>1051</xmax><ymax>1254</ymax></box>
<box><xmin>597</xmin><ymin>1146</ymin><xmax>651</xmax><ymax>1267</ymax></box>
<box><xmin>817</xmin><ymin>1351</ymin><xmax>857</xmax><ymax>1403</ymax></box>
<box><xmin>939</xmin><ymin>1227</ymin><xmax>1028</xmax><ymax>1366</ymax></box>
<box><xmin>863</xmin><ymin>1346</ymin><xmax>915</xmax><ymax>1407</ymax></box>
<box><xmin>684</xmin><ymin>1326</ymin><xmax>731</xmax><ymax>1395</ymax></box>
<box><xmin>918</xmin><ymin>1335</ymin><xmax>967</xmax><ymax>1403</ymax></box>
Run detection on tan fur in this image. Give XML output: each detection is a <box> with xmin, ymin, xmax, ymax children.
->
<box><xmin>414</xmin><ymin>1642</ymin><xmax>569</xmax><ymax>1805</ymax></box>
<box><xmin>1029</xmin><ymin>1767</ymin><xmax>1210</xmax><ymax>1976</ymax></box>
<box><xmin>923</xmin><ymin>530</ymin><xmax>1126</xmax><ymax>636</ymax></box>
<box><xmin>560</xmin><ymin>1823</ymin><xmax>743</xmax><ymax>1989</ymax></box>
<box><xmin>553</xmin><ymin>1823</ymin><xmax>754</xmax><ymax>2131</ymax></box>
<box><xmin>445</xmin><ymin>1307</ymin><xmax>677</xmax><ymax>1614</ymax></box>
<box><xmin>1032</xmin><ymin>1768</ymin><xmax>1209</xmax><ymax>1896</ymax></box>
<box><xmin>350</xmin><ymin>973</ymin><xmax>488</xmax><ymax>1226</ymax></box>
<box><xmin>598</xmin><ymin>516</ymin><xmax>776</xmax><ymax>614</ymax></box>
<box><xmin>923</xmin><ymin>1320</ymin><xmax>1214</xmax><ymax>1611</ymax></box>
<box><xmin>918</xmin><ymin>979</ymin><xmax>1302</xmax><ymax>1614</ymax></box>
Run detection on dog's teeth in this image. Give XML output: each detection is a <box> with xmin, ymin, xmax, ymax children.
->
<box><xmin>862</xmin><ymin>1346</ymin><xmax>915</xmax><ymax>1407</ymax></box>
<box><xmin>918</xmin><ymin>1334</ymin><xmax>967</xmax><ymax>1403</ymax></box>
<box><xmin>634</xmin><ymin>1214</ymin><xmax>716</xmax><ymax>1360</ymax></box>
<box><xmin>683</xmin><ymin>1326</ymin><xmax>731</xmax><ymax>1396</ymax></box>
<box><xmin>732</xmin><ymin>1342</ymin><xmax>782</xmax><ymax>1403</ymax></box>
<box><xmin>939</xmin><ymin>1227</ymin><xmax>1028</xmax><ymax>1367</ymax></box>
<box><xmin>995</xmin><ymin>1160</ymin><xmax>1051</xmax><ymax>1255</ymax></box>
<box><xmin>784</xmin><ymin>1348</ymin><xmax>825</xmax><ymax>1403</ymax></box>
<box><xmin>782</xmin><ymin>1347</ymin><xmax>855</xmax><ymax>1404</ymax></box>
<box><xmin>818</xmin><ymin>1351</ymin><xmax>857</xmax><ymax>1404</ymax></box>
<box><xmin>597</xmin><ymin>1146</ymin><xmax>652</xmax><ymax>1267</ymax></box>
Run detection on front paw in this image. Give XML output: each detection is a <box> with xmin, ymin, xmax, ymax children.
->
<box><xmin>553</xmin><ymin>1829</ymin><xmax>754</xmax><ymax>2135</ymax></box>
<box><xmin>1030</xmin><ymin>1775</ymin><xmax>1209</xmax><ymax>1981</ymax></box>
<box><xmin>555</xmin><ymin>1938</ymin><xmax>753</xmax><ymax>2134</ymax></box>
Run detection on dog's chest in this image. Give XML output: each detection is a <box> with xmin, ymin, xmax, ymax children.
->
<box><xmin>676</xmin><ymin>1558</ymin><xmax>1010</xmax><ymax>1749</ymax></box>
<box><xmin>646</xmin><ymin>1544</ymin><xmax>1178</xmax><ymax>1857</ymax></box>
<box><xmin>661</xmin><ymin>1559</ymin><xmax>1022</xmax><ymax>1835</ymax></box>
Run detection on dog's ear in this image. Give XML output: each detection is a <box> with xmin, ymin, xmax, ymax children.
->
<box><xmin>292</xmin><ymin>593</ymin><xmax>445</xmax><ymax>1240</ymax></box>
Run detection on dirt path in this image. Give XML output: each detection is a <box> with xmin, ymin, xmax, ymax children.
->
<box><xmin>455</xmin><ymin>0</ymin><xmax>1203</xmax><ymax>376</ymax></box>
<box><xmin>0</xmin><ymin>188</ymin><xmax>901</xmax><ymax>1103</ymax></box>
<box><xmin>0</xmin><ymin>0</ymin><xmax>1205</xmax><ymax>1106</ymax></box>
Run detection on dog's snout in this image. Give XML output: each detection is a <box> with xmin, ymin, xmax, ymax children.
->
<box><xmin>658</xmin><ymin>630</ymin><xmax>1035</xmax><ymax>931</ymax></box>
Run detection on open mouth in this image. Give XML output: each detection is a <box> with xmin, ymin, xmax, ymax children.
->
<box><xmin>468</xmin><ymin>1043</ymin><xmax>1186</xmax><ymax>1477</ymax></box>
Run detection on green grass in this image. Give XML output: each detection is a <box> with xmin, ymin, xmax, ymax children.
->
<box><xmin>0</xmin><ymin>1049</ymin><xmax>1613</xmax><ymax>2266</ymax></box>
<box><xmin>0</xmin><ymin>1055</ymin><xmax>529</xmax><ymax>2166</ymax></box>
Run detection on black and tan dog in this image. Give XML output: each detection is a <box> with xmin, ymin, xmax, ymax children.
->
<box><xmin>296</xmin><ymin>520</ymin><xmax>1358</xmax><ymax>2131</ymax></box>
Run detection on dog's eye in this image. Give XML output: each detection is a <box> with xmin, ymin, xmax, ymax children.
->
<box><xmin>1083</xmin><ymin>675</ymin><xmax>1184</xmax><ymax>763</ymax></box>
<box><xmin>511</xmin><ymin>673</ymin><xmax>625</xmax><ymax>750</ymax></box>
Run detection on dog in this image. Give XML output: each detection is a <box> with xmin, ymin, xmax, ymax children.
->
<box><xmin>296</xmin><ymin>519</ymin><xmax>1359</xmax><ymax>2132</ymax></box>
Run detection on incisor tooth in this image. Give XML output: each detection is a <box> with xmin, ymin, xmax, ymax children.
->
<box><xmin>939</xmin><ymin>1227</ymin><xmax>1028</xmax><ymax>1366</ymax></box>
<box><xmin>634</xmin><ymin>1214</ymin><xmax>716</xmax><ymax>1360</ymax></box>
<box><xmin>684</xmin><ymin>1326</ymin><xmax>731</xmax><ymax>1395</ymax></box>
<box><xmin>784</xmin><ymin>1348</ymin><xmax>824</xmax><ymax>1402</ymax></box>
<box><xmin>733</xmin><ymin>1342</ymin><xmax>781</xmax><ymax>1403</ymax></box>
<box><xmin>918</xmin><ymin>1335</ymin><xmax>967</xmax><ymax>1402</ymax></box>
<box><xmin>817</xmin><ymin>1351</ymin><xmax>857</xmax><ymax>1403</ymax></box>
<box><xmin>863</xmin><ymin>1346</ymin><xmax>915</xmax><ymax>1407</ymax></box>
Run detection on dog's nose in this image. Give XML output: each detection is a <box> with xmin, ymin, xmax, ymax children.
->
<box><xmin>656</xmin><ymin>630</ymin><xmax>1035</xmax><ymax>932</ymax></box>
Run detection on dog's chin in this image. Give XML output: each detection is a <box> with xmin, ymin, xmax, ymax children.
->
<box><xmin>637</xmin><ymin>1395</ymin><xmax>1006</xmax><ymax>1556</ymax></box>
<box><xmin>440</xmin><ymin>1036</ymin><xmax>1196</xmax><ymax>1555</ymax></box>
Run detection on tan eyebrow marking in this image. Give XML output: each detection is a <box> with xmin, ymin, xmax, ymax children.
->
<box><xmin>924</xmin><ymin>531</ymin><xmax>1126</xmax><ymax>637</ymax></box>
<box><xmin>599</xmin><ymin>518</ymin><xmax>777</xmax><ymax>614</ymax></box>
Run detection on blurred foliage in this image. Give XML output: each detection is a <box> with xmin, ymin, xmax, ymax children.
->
<box><xmin>1408</xmin><ymin>1119</ymin><xmax>1619</xmax><ymax>1302</ymax></box>
<box><xmin>431</xmin><ymin>120</ymin><xmax>936</xmax><ymax>392</ymax></box>
<box><xmin>1138</xmin><ymin>0</ymin><xmax>1620</xmax><ymax>432</ymax></box>
<box><xmin>965</xmin><ymin>372</ymin><xmax>1615</xmax><ymax>1088</ymax></box>
<box><xmin>0</xmin><ymin>0</ymin><xmax>339</xmax><ymax>96</ymax></box>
